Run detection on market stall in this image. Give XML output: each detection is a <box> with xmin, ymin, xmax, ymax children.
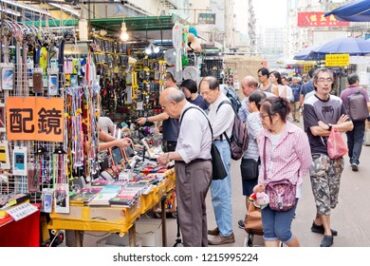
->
<box><xmin>49</xmin><ymin>169</ymin><xmax>175</xmax><ymax>246</ymax></box>
<box><xmin>1</xmin><ymin>11</ymin><xmax>201</xmax><ymax>246</ymax></box>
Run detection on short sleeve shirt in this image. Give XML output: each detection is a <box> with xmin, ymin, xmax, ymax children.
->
<box><xmin>163</xmin><ymin>118</ymin><xmax>179</xmax><ymax>142</ymax></box>
<box><xmin>189</xmin><ymin>95</ymin><xmax>209</xmax><ymax>110</ymax></box>
<box><xmin>303</xmin><ymin>94</ymin><xmax>346</xmax><ymax>155</ymax></box>
<box><xmin>300</xmin><ymin>80</ymin><xmax>314</xmax><ymax>96</ymax></box>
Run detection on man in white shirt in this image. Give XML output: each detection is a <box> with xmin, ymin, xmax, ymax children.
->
<box><xmin>199</xmin><ymin>76</ymin><xmax>235</xmax><ymax>245</ymax></box>
<box><xmin>98</xmin><ymin>116</ymin><xmax>115</xmax><ymax>136</ymax></box>
<box><xmin>157</xmin><ymin>87</ymin><xmax>212</xmax><ymax>246</ymax></box>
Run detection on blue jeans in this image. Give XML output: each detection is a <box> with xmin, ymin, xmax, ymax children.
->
<box><xmin>210</xmin><ymin>140</ymin><xmax>233</xmax><ymax>237</ymax></box>
<box><xmin>346</xmin><ymin>120</ymin><xmax>365</xmax><ymax>165</ymax></box>
<box><xmin>261</xmin><ymin>201</ymin><xmax>298</xmax><ymax>243</ymax></box>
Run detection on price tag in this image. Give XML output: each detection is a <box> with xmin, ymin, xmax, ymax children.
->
<box><xmin>6</xmin><ymin>202</ymin><xmax>38</xmax><ymax>221</ymax></box>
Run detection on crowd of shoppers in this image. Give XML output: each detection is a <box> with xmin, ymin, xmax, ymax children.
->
<box><xmin>153</xmin><ymin>66</ymin><xmax>366</xmax><ymax>248</ymax></box>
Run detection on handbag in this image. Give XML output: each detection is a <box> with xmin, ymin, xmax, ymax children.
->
<box><xmin>211</xmin><ymin>143</ymin><xmax>227</xmax><ymax>180</ymax></box>
<box><xmin>180</xmin><ymin>107</ymin><xmax>227</xmax><ymax>180</ymax></box>
<box><xmin>240</xmin><ymin>158</ymin><xmax>259</xmax><ymax>180</ymax></box>
<box><xmin>327</xmin><ymin>128</ymin><xmax>348</xmax><ymax>159</ymax></box>
<box><xmin>263</xmin><ymin>137</ymin><xmax>296</xmax><ymax>212</ymax></box>
<box><xmin>244</xmin><ymin>201</ymin><xmax>263</xmax><ymax>235</ymax></box>
<box><xmin>265</xmin><ymin>179</ymin><xmax>296</xmax><ymax>211</ymax></box>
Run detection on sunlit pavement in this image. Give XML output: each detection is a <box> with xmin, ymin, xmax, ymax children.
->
<box><xmin>83</xmin><ymin>129</ymin><xmax>370</xmax><ymax>247</ymax></box>
<box><xmin>201</xmin><ymin>137</ymin><xmax>370</xmax><ymax>247</ymax></box>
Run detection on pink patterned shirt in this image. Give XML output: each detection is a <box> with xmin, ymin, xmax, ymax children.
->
<box><xmin>257</xmin><ymin>122</ymin><xmax>312</xmax><ymax>188</ymax></box>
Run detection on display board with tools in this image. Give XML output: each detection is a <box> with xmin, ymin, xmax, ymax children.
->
<box><xmin>92</xmin><ymin>35</ymin><xmax>167</xmax><ymax>124</ymax></box>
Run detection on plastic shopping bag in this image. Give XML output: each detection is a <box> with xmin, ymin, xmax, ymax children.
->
<box><xmin>327</xmin><ymin>128</ymin><xmax>348</xmax><ymax>159</ymax></box>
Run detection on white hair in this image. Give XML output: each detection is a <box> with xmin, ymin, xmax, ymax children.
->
<box><xmin>166</xmin><ymin>88</ymin><xmax>185</xmax><ymax>103</ymax></box>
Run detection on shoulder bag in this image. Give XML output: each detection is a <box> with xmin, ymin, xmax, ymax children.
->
<box><xmin>263</xmin><ymin>137</ymin><xmax>296</xmax><ymax>211</ymax></box>
<box><xmin>180</xmin><ymin>107</ymin><xmax>227</xmax><ymax>180</ymax></box>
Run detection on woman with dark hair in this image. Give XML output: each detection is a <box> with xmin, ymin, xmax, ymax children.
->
<box><xmin>180</xmin><ymin>79</ymin><xmax>208</xmax><ymax>110</ymax></box>
<box><xmin>253</xmin><ymin>97</ymin><xmax>312</xmax><ymax>247</ymax></box>
<box><xmin>270</xmin><ymin>71</ymin><xmax>293</xmax><ymax>101</ymax></box>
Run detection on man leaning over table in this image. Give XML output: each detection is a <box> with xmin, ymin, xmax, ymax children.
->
<box><xmin>157</xmin><ymin>87</ymin><xmax>212</xmax><ymax>247</ymax></box>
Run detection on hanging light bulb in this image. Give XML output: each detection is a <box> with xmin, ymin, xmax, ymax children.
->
<box><xmin>145</xmin><ymin>42</ymin><xmax>160</xmax><ymax>55</ymax></box>
<box><xmin>120</xmin><ymin>32</ymin><xmax>129</xmax><ymax>42</ymax></box>
<box><xmin>120</xmin><ymin>22</ymin><xmax>129</xmax><ymax>42</ymax></box>
<box><xmin>145</xmin><ymin>46</ymin><xmax>152</xmax><ymax>55</ymax></box>
<box><xmin>153</xmin><ymin>45</ymin><xmax>160</xmax><ymax>53</ymax></box>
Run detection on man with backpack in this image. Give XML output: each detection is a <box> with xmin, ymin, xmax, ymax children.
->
<box><xmin>340</xmin><ymin>74</ymin><xmax>370</xmax><ymax>171</ymax></box>
<box><xmin>199</xmin><ymin>76</ymin><xmax>235</xmax><ymax>245</ymax></box>
<box><xmin>222</xmin><ymin>83</ymin><xmax>242</xmax><ymax>113</ymax></box>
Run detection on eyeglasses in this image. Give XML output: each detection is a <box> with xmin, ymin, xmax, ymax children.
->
<box><xmin>317</xmin><ymin>77</ymin><xmax>333</xmax><ymax>83</ymax></box>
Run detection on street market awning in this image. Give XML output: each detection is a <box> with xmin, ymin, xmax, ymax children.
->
<box><xmin>312</xmin><ymin>37</ymin><xmax>370</xmax><ymax>56</ymax></box>
<box><xmin>325</xmin><ymin>0</ymin><xmax>370</xmax><ymax>22</ymax></box>
<box><xmin>293</xmin><ymin>45</ymin><xmax>323</xmax><ymax>61</ymax></box>
<box><xmin>23</xmin><ymin>15</ymin><xmax>182</xmax><ymax>32</ymax></box>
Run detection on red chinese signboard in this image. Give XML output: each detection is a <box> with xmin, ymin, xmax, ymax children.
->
<box><xmin>298</xmin><ymin>12</ymin><xmax>350</xmax><ymax>27</ymax></box>
<box><xmin>5</xmin><ymin>97</ymin><xmax>64</xmax><ymax>142</ymax></box>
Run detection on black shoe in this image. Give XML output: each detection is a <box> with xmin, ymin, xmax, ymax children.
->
<box><xmin>351</xmin><ymin>164</ymin><xmax>359</xmax><ymax>172</ymax></box>
<box><xmin>238</xmin><ymin>219</ymin><xmax>245</xmax><ymax>229</ymax></box>
<box><xmin>320</xmin><ymin>235</ymin><xmax>334</xmax><ymax>247</ymax></box>
<box><xmin>311</xmin><ymin>222</ymin><xmax>338</xmax><ymax>236</ymax></box>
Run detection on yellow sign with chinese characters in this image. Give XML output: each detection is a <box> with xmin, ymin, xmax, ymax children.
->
<box><xmin>325</xmin><ymin>54</ymin><xmax>350</xmax><ymax>67</ymax></box>
<box><xmin>5</xmin><ymin>97</ymin><xmax>64</xmax><ymax>142</ymax></box>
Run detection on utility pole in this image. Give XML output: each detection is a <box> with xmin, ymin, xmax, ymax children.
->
<box><xmin>224</xmin><ymin>0</ymin><xmax>235</xmax><ymax>50</ymax></box>
<box><xmin>247</xmin><ymin>0</ymin><xmax>256</xmax><ymax>55</ymax></box>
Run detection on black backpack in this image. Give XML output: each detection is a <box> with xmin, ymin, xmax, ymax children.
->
<box><xmin>217</xmin><ymin>101</ymin><xmax>248</xmax><ymax>160</ymax></box>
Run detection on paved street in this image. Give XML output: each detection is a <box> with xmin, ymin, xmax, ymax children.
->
<box><xmin>84</xmin><ymin>132</ymin><xmax>370</xmax><ymax>247</ymax></box>
<box><xmin>165</xmin><ymin>137</ymin><xmax>370</xmax><ymax>247</ymax></box>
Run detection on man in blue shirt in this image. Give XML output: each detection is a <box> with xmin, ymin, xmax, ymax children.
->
<box><xmin>300</xmin><ymin>68</ymin><xmax>315</xmax><ymax>109</ymax></box>
<box><xmin>291</xmin><ymin>76</ymin><xmax>302</xmax><ymax>122</ymax></box>
<box><xmin>137</xmin><ymin>72</ymin><xmax>179</xmax><ymax>152</ymax></box>
<box><xmin>180</xmin><ymin>79</ymin><xmax>208</xmax><ymax>110</ymax></box>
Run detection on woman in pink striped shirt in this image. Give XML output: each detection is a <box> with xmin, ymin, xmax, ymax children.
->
<box><xmin>253</xmin><ymin>97</ymin><xmax>312</xmax><ymax>247</ymax></box>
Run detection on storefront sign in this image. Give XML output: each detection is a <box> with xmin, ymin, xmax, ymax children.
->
<box><xmin>5</xmin><ymin>97</ymin><xmax>64</xmax><ymax>142</ymax></box>
<box><xmin>325</xmin><ymin>54</ymin><xmax>350</xmax><ymax>67</ymax></box>
<box><xmin>303</xmin><ymin>64</ymin><xmax>315</xmax><ymax>73</ymax></box>
<box><xmin>298</xmin><ymin>12</ymin><xmax>349</xmax><ymax>27</ymax></box>
<box><xmin>198</xmin><ymin>13</ymin><xmax>216</xmax><ymax>24</ymax></box>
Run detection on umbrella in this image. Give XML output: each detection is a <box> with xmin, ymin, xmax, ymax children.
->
<box><xmin>293</xmin><ymin>45</ymin><xmax>324</xmax><ymax>61</ymax></box>
<box><xmin>325</xmin><ymin>0</ymin><xmax>370</xmax><ymax>22</ymax></box>
<box><xmin>312</xmin><ymin>37</ymin><xmax>370</xmax><ymax>56</ymax></box>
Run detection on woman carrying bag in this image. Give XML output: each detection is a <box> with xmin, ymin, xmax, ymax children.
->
<box><xmin>253</xmin><ymin>97</ymin><xmax>312</xmax><ymax>247</ymax></box>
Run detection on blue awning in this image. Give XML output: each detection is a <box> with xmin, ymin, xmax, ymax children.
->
<box><xmin>325</xmin><ymin>0</ymin><xmax>370</xmax><ymax>22</ymax></box>
<box><xmin>293</xmin><ymin>45</ymin><xmax>323</xmax><ymax>61</ymax></box>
